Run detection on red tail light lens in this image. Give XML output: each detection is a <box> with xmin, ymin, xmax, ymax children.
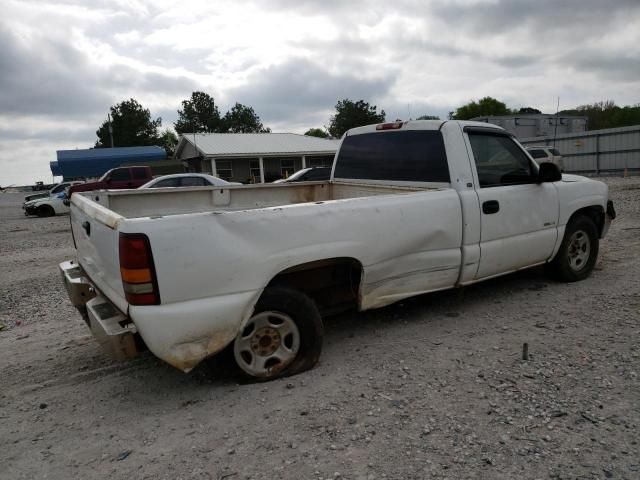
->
<box><xmin>119</xmin><ymin>233</ymin><xmax>160</xmax><ymax>305</ymax></box>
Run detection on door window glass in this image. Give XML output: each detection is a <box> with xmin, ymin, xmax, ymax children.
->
<box><xmin>469</xmin><ymin>133</ymin><xmax>534</xmax><ymax>187</ymax></box>
<box><xmin>109</xmin><ymin>169</ymin><xmax>130</xmax><ymax>182</ymax></box>
<box><xmin>151</xmin><ymin>178</ymin><xmax>180</xmax><ymax>188</ymax></box>
<box><xmin>132</xmin><ymin>167</ymin><xmax>148</xmax><ymax>179</ymax></box>
<box><xmin>180</xmin><ymin>177</ymin><xmax>208</xmax><ymax>187</ymax></box>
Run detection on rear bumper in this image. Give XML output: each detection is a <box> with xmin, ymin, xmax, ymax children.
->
<box><xmin>59</xmin><ymin>260</ymin><xmax>139</xmax><ymax>361</ymax></box>
<box><xmin>60</xmin><ymin>260</ymin><xmax>260</xmax><ymax>372</ymax></box>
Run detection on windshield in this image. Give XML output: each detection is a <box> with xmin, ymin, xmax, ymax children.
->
<box><xmin>285</xmin><ymin>169</ymin><xmax>310</xmax><ymax>181</ymax></box>
<box><xmin>50</xmin><ymin>183</ymin><xmax>66</xmax><ymax>194</ymax></box>
<box><xmin>99</xmin><ymin>169</ymin><xmax>114</xmax><ymax>181</ymax></box>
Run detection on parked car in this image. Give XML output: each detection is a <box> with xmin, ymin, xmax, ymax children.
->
<box><xmin>139</xmin><ymin>173</ymin><xmax>240</xmax><ymax>189</ymax></box>
<box><xmin>24</xmin><ymin>192</ymin><xmax>72</xmax><ymax>217</ymax></box>
<box><xmin>24</xmin><ymin>181</ymin><xmax>81</xmax><ymax>204</ymax></box>
<box><xmin>273</xmin><ymin>167</ymin><xmax>332</xmax><ymax>183</ymax></box>
<box><xmin>66</xmin><ymin>166</ymin><xmax>154</xmax><ymax>199</ymax></box>
<box><xmin>526</xmin><ymin>146</ymin><xmax>564</xmax><ymax>172</ymax></box>
<box><xmin>60</xmin><ymin>120</ymin><xmax>615</xmax><ymax>381</ymax></box>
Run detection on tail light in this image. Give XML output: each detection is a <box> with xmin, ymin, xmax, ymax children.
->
<box><xmin>119</xmin><ymin>233</ymin><xmax>160</xmax><ymax>305</ymax></box>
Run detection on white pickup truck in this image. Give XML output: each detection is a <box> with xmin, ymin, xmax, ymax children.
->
<box><xmin>60</xmin><ymin>120</ymin><xmax>615</xmax><ymax>380</ymax></box>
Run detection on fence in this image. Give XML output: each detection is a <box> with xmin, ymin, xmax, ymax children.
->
<box><xmin>519</xmin><ymin>125</ymin><xmax>640</xmax><ymax>175</ymax></box>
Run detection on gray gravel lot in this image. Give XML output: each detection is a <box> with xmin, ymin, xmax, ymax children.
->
<box><xmin>1</xmin><ymin>178</ymin><xmax>639</xmax><ymax>480</ymax></box>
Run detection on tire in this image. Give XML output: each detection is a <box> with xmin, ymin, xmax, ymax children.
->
<box><xmin>233</xmin><ymin>286</ymin><xmax>323</xmax><ymax>381</ymax></box>
<box><xmin>547</xmin><ymin>215</ymin><xmax>599</xmax><ymax>282</ymax></box>
<box><xmin>36</xmin><ymin>205</ymin><xmax>55</xmax><ymax>217</ymax></box>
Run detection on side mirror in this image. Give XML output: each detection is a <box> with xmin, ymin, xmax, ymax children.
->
<box><xmin>537</xmin><ymin>162</ymin><xmax>562</xmax><ymax>183</ymax></box>
<box><xmin>105</xmin><ymin>178</ymin><xmax>112</xmax><ymax>184</ymax></box>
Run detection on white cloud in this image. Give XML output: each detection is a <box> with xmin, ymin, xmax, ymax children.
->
<box><xmin>0</xmin><ymin>0</ymin><xmax>639</xmax><ymax>185</ymax></box>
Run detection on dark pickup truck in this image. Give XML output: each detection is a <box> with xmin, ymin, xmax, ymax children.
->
<box><xmin>66</xmin><ymin>166</ymin><xmax>153</xmax><ymax>200</ymax></box>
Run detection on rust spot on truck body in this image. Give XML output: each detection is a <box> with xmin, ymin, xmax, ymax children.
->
<box><xmin>164</xmin><ymin>329</ymin><xmax>237</xmax><ymax>372</ymax></box>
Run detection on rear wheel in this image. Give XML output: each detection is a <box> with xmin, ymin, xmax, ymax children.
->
<box><xmin>233</xmin><ymin>286</ymin><xmax>323</xmax><ymax>381</ymax></box>
<box><xmin>36</xmin><ymin>205</ymin><xmax>55</xmax><ymax>217</ymax></box>
<box><xmin>547</xmin><ymin>215</ymin><xmax>599</xmax><ymax>282</ymax></box>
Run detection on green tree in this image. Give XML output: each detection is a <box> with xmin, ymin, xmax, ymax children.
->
<box><xmin>220</xmin><ymin>103</ymin><xmax>270</xmax><ymax>133</ymax></box>
<box><xmin>560</xmin><ymin>100</ymin><xmax>640</xmax><ymax>130</ymax></box>
<box><xmin>328</xmin><ymin>99</ymin><xmax>386</xmax><ymax>138</ymax></box>
<box><xmin>95</xmin><ymin>98</ymin><xmax>161</xmax><ymax>148</ymax></box>
<box><xmin>452</xmin><ymin>97</ymin><xmax>513</xmax><ymax>120</ymax></box>
<box><xmin>304</xmin><ymin>127</ymin><xmax>329</xmax><ymax>138</ymax></box>
<box><xmin>517</xmin><ymin>107</ymin><xmax>542</xmax><ymax>114</ymax></box>
<box><xmin>159</xmin><ymin>129</ymin><xmax>178</xmax><ymax>157</ymax></box>
<box><xmin>416</xmin><ymin>114</ymin><xmax>440</xmax><ymax>120</ymax></box>
<box><xmin>174</xmin><ymin>91</ymin><xmax>221</xmax><ymax>134</ymax></box>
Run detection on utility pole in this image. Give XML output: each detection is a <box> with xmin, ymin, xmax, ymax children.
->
<box><xmin>552</xmin><ymin>97</ymin><xmax>559</xmax><ymax>148</ymax></box>
<box><xmin>107</xmin><ymin>114</ymin><xmax>115</xmax><ymax>148</ymax></box>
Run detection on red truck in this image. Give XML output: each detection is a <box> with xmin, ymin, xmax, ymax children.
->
<box><xmin>66</xmin><ymin>166</ymin><xmax>153</xmax><ymax>199</ymax></box>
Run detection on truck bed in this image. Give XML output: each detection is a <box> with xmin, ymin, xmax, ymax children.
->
<box><xmin>81</xmin><ymin>181</ymin><xmax>437</xmax><ymax>219</ymax></box>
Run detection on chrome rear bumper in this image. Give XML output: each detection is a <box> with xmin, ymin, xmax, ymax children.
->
<box><xmin>59</xmin><ymin>260</ymin><xmax>139</xmax><ymax>361</ymax></box>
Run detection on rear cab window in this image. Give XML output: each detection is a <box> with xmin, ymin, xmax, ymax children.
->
<box><xmin>334</xmin><ymin>130</ymin><xmax>450</xmax><ymax>183</ymax></box>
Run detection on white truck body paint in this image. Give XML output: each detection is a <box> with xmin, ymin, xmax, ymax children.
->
<box><xmin>63</xmin><ymin>120</ymin><xmax>612</xmax><ymax>372</ymax></box>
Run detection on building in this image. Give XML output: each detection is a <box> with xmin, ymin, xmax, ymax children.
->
<box><xmin>472</xmin><ymin>114</ymin><xmax>588</xmax><ymax>138</ymax></box>
<box><xmin>175</xmin><ymin>133</ymin><xmax>341</xmax><ymax>183</ymax></box>
<box><xmin>519</xmin><ymin>124</ymin><xmax>640</xmax><ymax>175</ymax></box>
<box><xmin>53</xmin><ymin>146</ymin><xmax>168</xmax><ymax>180</ymax></box>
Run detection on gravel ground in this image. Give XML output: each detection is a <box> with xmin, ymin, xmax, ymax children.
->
<box><xmin>1</xmin><ymin>177</ymin><xmax>639</xmax><ymax>480</ymax></box>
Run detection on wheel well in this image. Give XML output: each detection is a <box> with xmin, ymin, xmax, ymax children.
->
<box><xmin>266</xmin><ymin>258</ymin><xmax>363</xmax><ymax>316</ymax></box>
<box><xmin>38</xmin><ymin>204</ymin><xmax>54</xmax><ymax>215</ymax></box>
<box><xmin>569</xmin><ymin>206</ymin><xmax>605</xmax><ymax>237</ymax></box>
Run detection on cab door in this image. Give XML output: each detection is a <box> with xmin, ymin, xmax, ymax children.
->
<box><xmin>465</xmin><ymin>129</ymin><xmax>559</xmax><ymax>279</ymax></box>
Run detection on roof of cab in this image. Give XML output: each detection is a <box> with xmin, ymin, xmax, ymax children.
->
<box><xmin>345</xmin><ymin>120</ymin><xmax>505</xmax><ymax>136</ymax></box>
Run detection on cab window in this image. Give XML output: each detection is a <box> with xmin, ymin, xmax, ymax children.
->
<box><xmin>132</xmin><ymin>167</ymin><xmax>148</xmax><ymax>179</ymax></box>
<box><xmin>468</xmin><ymin>133</ymin><xmax>535</xmax><ymax>188</ymax></box>
<box><xmin>109</xmin><ymin>169</ymin><xmax>130</xmax><ymax>182</ymax></box>
<box><xmin>151</xmin><ymin>178</ymin><xmax>180</xmax><ymax>188</ymax></box>
<box><xmin>180</xmin><ymin>177</ymin><xmax>208</xmax><ymax>187</ymax></box>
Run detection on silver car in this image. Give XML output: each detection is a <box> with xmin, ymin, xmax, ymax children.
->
<box><xmin>526</xmin><ymin>146</ymin><xmax>564</xmax><ymax>172</ymax></box>
<box><xmin>139</xmin><ymin>173</ymin><xmax>241</xmax><ymax>189</ymax></box>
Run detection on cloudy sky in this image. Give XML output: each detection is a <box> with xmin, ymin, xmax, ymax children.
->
<box><xmin>1</xmin><ymin>0</ymin><xmax>639</xmax><ymax>185</ymax></box>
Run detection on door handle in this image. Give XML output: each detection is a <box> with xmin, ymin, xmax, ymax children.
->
<box><xmin>82</xmin><ymin>221</ymin><xmax>91</xmax><ymax>236</ymax></box>
<box><xmin>482</xmin><ymin>200</ymin><xmax>500</xmax><ymax>214</ymax></box>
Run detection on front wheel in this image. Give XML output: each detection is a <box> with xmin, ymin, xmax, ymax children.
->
<box><xmin>36</xmin><ymin>205</ymin><xmax>55</xmax><ymax>217</ymax></box>
<box><xmin>233</xmin><ymin>286</ymin><xmax>323</xmax><ymax>381</ymax></box>
<box><xmin>547</xmin><ymin>215</ymin><xmax>599</xmax><ymax>282</ymax></box>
